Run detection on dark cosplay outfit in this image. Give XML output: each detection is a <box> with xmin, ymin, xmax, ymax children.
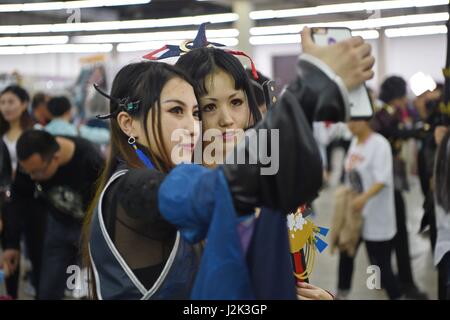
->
<box><xmin>89</xmin><ymin>24</ymin><xmax>351</xmax><ymax>299</ymax></box>
<box><xmin>370</xmin><ymin>103</ymin><xmax>430</xmax><ymax>298</ymax></box>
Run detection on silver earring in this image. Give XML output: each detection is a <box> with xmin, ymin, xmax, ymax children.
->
<box><xmin>128</xmin><ymin>136</ymin><xmax>136</xmax><ymax>145</ymax></box>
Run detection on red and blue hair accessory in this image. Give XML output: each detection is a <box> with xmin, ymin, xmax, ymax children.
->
<box><xmin>142</xmin><ymin>22</ymin><xmax>259</xmax><ymax>81</ymax></box>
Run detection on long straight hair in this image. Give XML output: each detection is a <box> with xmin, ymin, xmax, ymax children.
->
<box><xmin>81</xmin><ymin>61</ymin><xmax>198</xmax><ymax>299</ymax></box>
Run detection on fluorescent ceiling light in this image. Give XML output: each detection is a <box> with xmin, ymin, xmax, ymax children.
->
<box><xmin>117</xmin><ymin>37</ymin><xmax>238</xmax><ymax>52</ymax></box>
<box><xmin>250</xmin><ymin>0</ymin><xmax>448</xmax><ymax>20</ymax></box>
<box><xmin>250</xmin><ymin>12</ymin><xmax>449</xmax><ymax>35</ymax></box>
<box><xmin>385</xmin><ymin>25</ymin><xmax>447</xmax><ymax>37</ymax></box>
<box><xmin>249</xmin><ymin>35</ymin><xmax>301</xmax><ymax>45</ymax></box>
<box><xmin>0</xmin><ymin>43</ymin><xmax>113</xmax><ymax>55</ymax></box>
<box><xmin>0</xmin><ymin>35</ymin><xmax>69</xmax><ymax>45</ymax></box>
<box><xmin>0</xmin><ymin>0</ymin><xmax>151</xmax><ymax>13</ymax></box>
<box><xmin>73</xmin><ymin>29</ymin><xmax>239</xmax><ymax>43</ymax></box>
<box><xmin>0</xmin><ymin>13</ymin><xmax>239</xmax><ymax>34</ymax></box>
<box><xmin>249</xmin><ymin>29</ymin><xmax>379</xmax><ymax>45</ymax></box>
<box><xmin>352</xmin><ymin>30</ymin><xmax>380</xmax><ymax>39</ymax></box>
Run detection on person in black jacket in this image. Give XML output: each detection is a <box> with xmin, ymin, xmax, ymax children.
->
<box><xmin>1</xmin><ymin>130</ymin><xmax>104</xmax><ymax>299</ymax></box>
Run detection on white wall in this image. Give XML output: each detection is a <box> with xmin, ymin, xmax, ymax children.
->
<box><xmin>251</xmin><ymin>34</ymin><xmax>445</xmax><ymax>95</ymax></box>
<box><xmin>0</xmin><ymin>33</ymin><xmax>446</xmax><ymax>94</ymax></box>
<box><xmin>384</xmin><ymin>34</ymin><xmax>446</xmax><ymax>85</ymax></box>
<box><xmin>0</xmin><ymin>52</ymin><xmax>90</xmax><ymax>78</ymax></box>
<box><xmin>251</xmin><ymin>39</ymin><xmax>380</xmax><ymax>89</ymax></box>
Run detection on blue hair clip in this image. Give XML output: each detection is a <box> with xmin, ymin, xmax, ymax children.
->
<box><xmin>93</xmin><ymin>83</ymin><xmax>140</xmax><ymax>119</ymax></box>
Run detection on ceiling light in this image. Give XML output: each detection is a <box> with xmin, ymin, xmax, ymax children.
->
<box><xmin>0</xmin><ymin>0</ymin><xmax>151</xmax><ymax>13</ymax></box>
<box><xmin>250</xmin><ymin>12</ymin><xmax>449</xmax><ymax>36</ymax></box>
<box><xmin>250</xmin><ymin>0</ymin><xmax>448</xmax><ymax>20</ymax></box>
<box><xmin>0</xmin><ymin>13</ymin><xmax>239</xmax><ymax>34</ymax></box>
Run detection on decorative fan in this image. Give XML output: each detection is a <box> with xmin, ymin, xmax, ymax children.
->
<box><xmin>287</xmin><ymin>205</ymin><xmax>329</xmax><ymax>281</ymax></box>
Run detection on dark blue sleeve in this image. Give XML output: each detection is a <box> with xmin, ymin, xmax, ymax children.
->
<box><xmin>157</xmin><ymin>164</ymin><xmax>217</xmax><ymax>243</ymax></box>
<box><xmin>158</xmin><ymin>163</ymin><xmax>254</xmax><ymax>299</ymax></box>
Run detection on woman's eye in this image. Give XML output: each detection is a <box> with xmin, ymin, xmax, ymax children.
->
<box><xmin>169</xmin><ymin>106</ymin><xmax>183</xmax><ymax>115</ymax></box>
<box><xmin>202</xmin><ymin>104</ymin><xmax>216</xmax><ymax>112</ymax></box>
<box><xmin>231</xmin><ymin>99</ymin><xmax>243</xmax><ymax>107</ymax></box>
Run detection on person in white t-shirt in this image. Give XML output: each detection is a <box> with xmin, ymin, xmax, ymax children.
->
<box><xmin>337</xmin><ymin>119</ymin><xmax>401</xmax><ymax>300</ymax></box>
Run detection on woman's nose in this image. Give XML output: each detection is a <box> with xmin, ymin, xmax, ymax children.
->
<box><xmin>218</xmin><ymin>107</ymin><xmax>234</xmax><ymax>128</ymax></box>
<box><xmin>183</xmin><ymin>115</ymin><xmax>199</xmax><ymax>138</ymax></box>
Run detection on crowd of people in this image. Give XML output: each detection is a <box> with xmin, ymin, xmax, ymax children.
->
<box><xmin>323</xmin><ymin>74</ymin><xmax>449</xmax><ymax>300</ymax></box>
<box><xmin>0</xmin><ymin>24</ymin><xmax>448</xmax><ymax>301</ymax></box>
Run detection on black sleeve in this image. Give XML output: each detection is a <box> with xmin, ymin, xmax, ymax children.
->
<box><xmin>383</xmin><ymin>125</ymin><xmax>425</xmax><ymax>141</ymax></box>
<box><xmin>102</xmin><ymin>168</ymin><xmax>175</xmax><ymax>241</ymax></box>
<box><xmin>222</xmin><ymin>59</ymin><xmax>348</xmax><ymax>215</ymax></box>
<box><xmin>116</xmin><ymin>168</ymin><xmax>167</xmax><ymax>222</ymax></box>
<box><xmin>286</xmin><ymin>58</ymin><xmax>347</xmax><ymax>125</ymax></box>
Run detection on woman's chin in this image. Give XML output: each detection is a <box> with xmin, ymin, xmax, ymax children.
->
<box><xmin>3</xmin><ymin>115</ymin><xmax>19</xmax><ymax>123</ymax></box>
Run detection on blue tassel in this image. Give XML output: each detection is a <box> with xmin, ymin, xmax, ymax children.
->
<box><xmin>317</xmin><ymin>226</ymin><xmax>329</xmax><ymax>237</ymax></box>
<box><xmin>135</xmin><ymin>147</ymin><xmax>155</xmax><ymax>170</ymax></box>
<box><xmin>314</xmin><ymin>236</ymin><xmax>328</xmax><ymax>253</ymax></box>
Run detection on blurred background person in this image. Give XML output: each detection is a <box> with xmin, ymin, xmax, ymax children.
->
<box><xmin>45</xmin><ymin>96</ymin><xmax>110</xmax><ymax>146</ymax></box>
<box><xmin>31</xmin><ymin>93</ymin><xmax>51</xmax><ymax>127</ymax></box>
<box><xmin>336</xmin><ymin>119</ymin><xmax>401</xmax><ymax>300</ymax></box>
<box><xmin>1</xmin><ymin>130</ymin><xmax>103</xmax><ymax>299</ymax></box>
<box><xmin>0</xmin><ymin>85</ymin><xmax>46</xmax><ymax>299</ymax></box>
<box><xmin>370</xmin><ymin>76</ymin><xmax>428</xmax><ymax>299</ymax></box>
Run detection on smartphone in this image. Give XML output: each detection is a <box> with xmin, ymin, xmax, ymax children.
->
<box><xmin>311</xmin><ymin>27</ymin><xmax>374</xmax><ymax>120</ymax></box>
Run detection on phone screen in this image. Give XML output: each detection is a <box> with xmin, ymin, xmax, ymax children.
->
<box><xmin>311</xmin><ymin>27</ymin><xmax>374</xmax><ymax>120</ymax></box>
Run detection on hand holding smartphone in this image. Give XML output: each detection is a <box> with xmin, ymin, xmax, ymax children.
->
<box><xmin>311</xmin><ymin>27</ymin><xmax>374</xmax><ymax>120</ymax></box>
